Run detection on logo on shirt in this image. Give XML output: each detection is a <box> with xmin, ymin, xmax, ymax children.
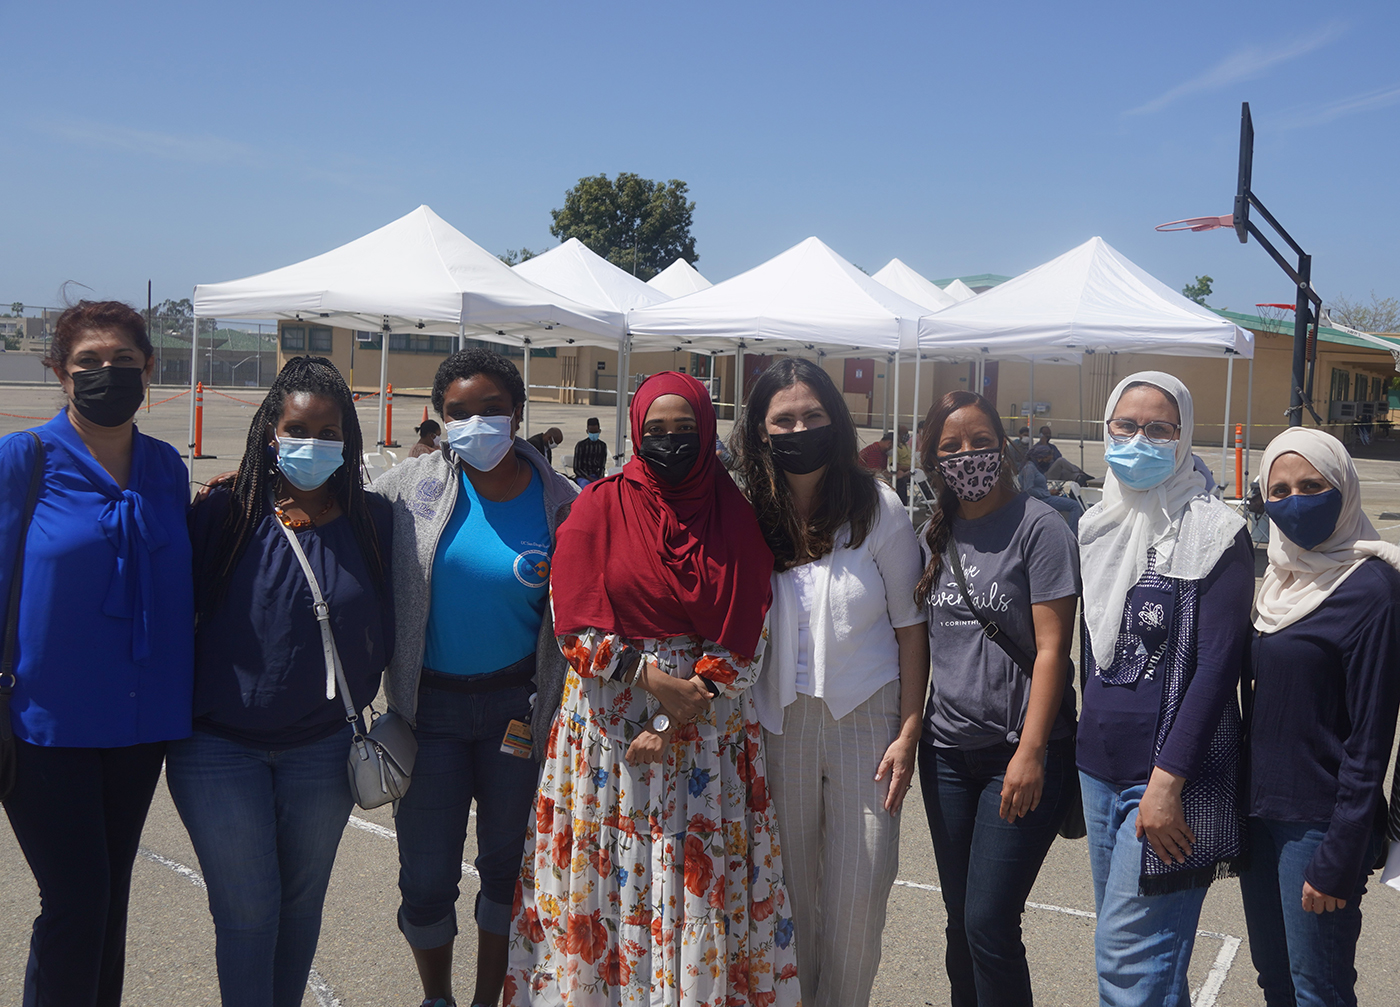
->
<box><xmin>515</xmin><ymin>549</ymin><xmax>550</xmax><ymax>589</ymax></box>
<box><xmin>1137</xmin><ymin>601</ymin><xmax>1166</xmax><ymax>629</ymax></box>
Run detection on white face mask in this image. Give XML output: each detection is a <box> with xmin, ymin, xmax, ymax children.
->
<box><xmin>444</xmin><ymin>414</ymin><xmax>514</xmax><ymax>471</ymax></box>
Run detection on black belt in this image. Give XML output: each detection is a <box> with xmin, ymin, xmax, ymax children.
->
<box><xmin>420</xmin><ymin>654</ymin><xmax>536</xmax><ymax>695</ymax></box>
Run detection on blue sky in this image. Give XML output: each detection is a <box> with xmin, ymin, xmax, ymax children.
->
<box><xmin>2</xmin><ymin>0</ymin><xmax>1396</xmax><ymax>318</ymax></box>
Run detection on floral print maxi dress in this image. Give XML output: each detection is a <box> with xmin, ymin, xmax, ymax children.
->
<box><xmin>505</xmin><ymin>628</ymin><xmax>802</xmax><ymax>1007</ymax></box>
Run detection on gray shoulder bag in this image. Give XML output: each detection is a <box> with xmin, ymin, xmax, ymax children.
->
<box><xmin>274</xmin><ymin>509</ymin><xmax>416</xmax><ymax>810</ymax></box>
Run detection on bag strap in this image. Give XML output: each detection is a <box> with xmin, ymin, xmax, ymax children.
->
<box><xmin>1</xmin><ymin>432</ymin><xmax>46</xmax><ymax>743</ymax></box>
<box><xmin>271</xmin><ymin>498</ymin><xmax>361</xmax><ymax>736</ymax></box>
<box><xmin>944</xmin><ymin>543</ymin><xmax>1037</xmax><ymax>674</ymax></box>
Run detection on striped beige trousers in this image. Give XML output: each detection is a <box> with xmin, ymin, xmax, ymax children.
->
<box><xmin>764</xmin><ymin>679</ymin><xmax>903</xmax><ymax>1007</ymax></box>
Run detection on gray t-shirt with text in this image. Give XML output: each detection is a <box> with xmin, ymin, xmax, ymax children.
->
<box><xmin>922</xmin><ymin>493</ymin><xmax>1081</xmax><ymax>750</ymax></box>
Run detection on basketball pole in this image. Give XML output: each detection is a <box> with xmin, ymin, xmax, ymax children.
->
<box><xmin>1219</xmin><ymin>354</ymin><xmax>1235</xmax><ymax>492</ymax></box>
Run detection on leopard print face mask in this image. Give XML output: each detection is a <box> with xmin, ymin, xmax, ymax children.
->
<box><xmin>937</xmin><ymin>447</ymin><xmax>1003</xmax><ymax>502</ymax></box>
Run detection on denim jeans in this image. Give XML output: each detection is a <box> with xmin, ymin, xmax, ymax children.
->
<box><xmin>2</xmin><ymin>740</ymin><xmax>166</xmax><ymax>1007</ymax></box>
<box><xmin>395</xmin><ymin>680</ymin><xmax>539</xmax><ymax>947</ymax></box>
<box><xmin>1080</xmin><ymin>770</ymin><xmax>1207</xmax><ymax>1007</ymax></box>
<box><xmin>166</xmin><ymin>726</ymin><xmax>354</xmax><ymax>1007</ymax></box>
<box><xmin>918</xmin><ymin>737</ymin><xmax>1073</xmax><ymax>1007</ymax></box>
<box><xmin>1239</xmin><ymin>817</ymin><xmax>1382</xmax><ymax>1007</ymax></box>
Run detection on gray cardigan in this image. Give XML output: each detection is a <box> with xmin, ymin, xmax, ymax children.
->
<box><xmin>370</xmin><ymin>438</ymin><xmax>577</xmax><ymax>760</ymax></box>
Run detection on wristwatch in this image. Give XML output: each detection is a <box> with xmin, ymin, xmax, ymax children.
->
<box><xmin>650</xmin><ymin>713</ymin><xmax>672</xmax><ymax>733</ymax></box>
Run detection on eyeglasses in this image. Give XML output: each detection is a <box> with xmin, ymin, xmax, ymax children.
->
<box><xmin>1106</xmin><ymin>418</ymin><xmax>1180</xmax><ymax>444</ymax></box>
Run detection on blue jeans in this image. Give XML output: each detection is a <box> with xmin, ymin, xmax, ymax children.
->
<box><xmin>919</xmin><ymin>738</ymin><xmax>1073</xmax><ymax>1007</ymax></box>
<box><xmin>1080</xmin><ymin>771</ymin><xmax>1207</xmax><ymax>1007</ymax></box>
<box><xmin>166</xmin><ymin>726</ymin><xmax>354</xmax><ymax>1007</ymax></box>
<box><xmin>1239</xmin><ymin>817</ymin><xmax>1381</xmax><ymax>1007</ymax></box>
<box><xmin>395</xmin><ymin>680</ymin><xmax>539</xmax><ymax>947</ymax></box>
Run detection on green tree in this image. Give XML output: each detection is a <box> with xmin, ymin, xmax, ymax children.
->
<box><xmin>10</xmin><ymin>302</ymin><xmax>22</xmax><ymax>316</ymax></box>
<box><xmin>498</xmin><ymin>248</ymin><xmax>539</xmax><ymax>266</ymax></box>
<box><xmin>1329</xmin><ymin>291</ymin><xmax>1400</xmax><ymax>333</ymax></box>
<box><xmin>1182</xmin><ymin>275</ymin><xmax>1213</xmax><ymax>305</ymax></box>
<box><xmin>549</xmin><ymin>173</ymin><xmax>697</xmax><ymax>281</ymax></box>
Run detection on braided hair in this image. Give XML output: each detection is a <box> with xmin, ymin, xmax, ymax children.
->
<box><xmin>913</xmin><ymin>390</ymin><xmax>1012</xmax><ymax>607</ymax></box>
<box><xmin>203</xmin><ymin>355</ymin><xmax>386</xmax><ymax>616</ymax></box>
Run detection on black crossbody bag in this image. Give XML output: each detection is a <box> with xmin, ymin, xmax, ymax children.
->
<box><xmin>1</xmin><ymin>432</ymin><xmax>46</xmax><ymax>802</ymax></box>
<box><xmin>945</xmin><ymin>544</ymin><xmax>1087</xmax><ymax>840</ymax></box>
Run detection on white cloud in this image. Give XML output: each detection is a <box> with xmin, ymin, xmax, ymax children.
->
<box><xmin>41</xmin><ymin>119</ymin><xmax>265</xmax><ymax>165</ymax></box>
<box><xmin>1125</xmin><ymin>22</ymin><xmax>1347</xmax><ymax>116</ymax></box>
<box><xmin>1272</xmin><ymin>83</ymin><xmax>1400</xmax><ymax>130</ymax></box>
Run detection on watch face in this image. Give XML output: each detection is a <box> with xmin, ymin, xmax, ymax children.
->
<box><xmin>651</xmin><ymin>713</ymin><xmax>671</xmax><ymax>733</ymax></box>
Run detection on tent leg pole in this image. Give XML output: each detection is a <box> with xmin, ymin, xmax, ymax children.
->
<box><xmin>522</xmin><ymin>341</ymin><xmax>532</xmax><ymax>438</ymax></box>
<box><xmin>1028</xmin><ymin>361</ymin><xmax>1035</xmax><ymax>431</ymax></box>
<box><xmin>188</xmin><ymin>309</ymin><xmax>198</xmax><ymax>489</ymax></box>
<box><xmin>376</xmin><ymin>320</ymin><xmax>390</xmax><ymax>449</ymax></box>
<box><xmin>908</xmin><ymin>351</ymin><xmax>921</xmax><ymax>519</ymax></box>
<box><xmin>457</xmin><ymin>320</ymin><xmax>464</xmax><ymax>354</ymax></box>
<box><xmin>1078</xmin><ymin>362</ymin><xmax>1085</xmax><ymax>470</ymax></box>
<box><xmin>614</xmin><ymin>338</ymin><xmax>631</xmax><ymax>466</ymax></box>
<box><xmin>1220</xmin><ymin>356</ymin><xmax>1235</xmax><ymax>494</ymax></box>
<box><xmin>735</xmin><ymin>342</ymin><xmax>746</xmax><ymax>418</ymax></box>
<box><xmin>1246</xmin><ymin>356</ymin><xmax>1255</xmax><ymax>491</ymax></box>
<box><xmin>890</xmin><ymin>354</ymin><xmax>901</xmax><ymax>482</ymax></box>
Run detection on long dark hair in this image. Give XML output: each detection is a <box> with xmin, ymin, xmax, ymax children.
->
<box><xmin>913</xmin><ymin>390</ymin><xmax>1011</xmax><ymax>606</ymax></box>
<box><xmin>204</xmin><ymin>356</ymin><xmax>385</xmax><ymax>615</ymax></box>
<box><xmin>731</xmin><ymin>358</ymin><xmax>879</xmax><ymax>572</ymax></box>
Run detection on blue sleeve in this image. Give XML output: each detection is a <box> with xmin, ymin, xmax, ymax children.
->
<box><xmin>1155</xmin><ymin>530</ymin><xmax>1253</xmax><ymax>779</ymax></box>
<box><xmin>1020</xmin><ymin>463</ymin><xmax>1051</xmax><ymax>500</ymax></box>
<box><xmin>0</xmin><ymin>432</ymin><xmax>44</xmax><ymax>629</ymax></box>
<box><xmin>1305</xmin><ymin>565</ymin><xmax>1400</xmax><ymax>898</ymax></box>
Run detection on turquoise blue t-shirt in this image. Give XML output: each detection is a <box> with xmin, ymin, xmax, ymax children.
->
<box><xmin>424</xmin><ymin>466</ymin><xmax>551</xmax><ymax>675</ymax></box>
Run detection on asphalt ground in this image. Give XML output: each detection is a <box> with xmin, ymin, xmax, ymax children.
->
<box><xmin>2</xmin><ymin>382</ymin><xmax>1399</xmax><ymax>1006</ymax></box>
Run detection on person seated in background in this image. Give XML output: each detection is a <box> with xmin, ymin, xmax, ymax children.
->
<box><xmin>1006</xmin><ymin>425</ymin><xmax>1033</xmax><ymax>472</ymax></box>
<box><xmin>1021</xmin><ymin>443</ymin><xmax>1082</xmax><ymax>533</ymax></box>
<box><xmin>859</xmin><ymin>430</ymin><xmax>895</xmax><ymax>478</ymax></box>
<box><xmin>571</xmin><ymin>416</ymin><xmax>608</xmax><ymax>486</ymax></box>
<box><xmin>409</xmin><ymin>419</ymin><xmax>441</xmax><ymax>458</ymax></box>
<box><xmin>1036</xmin><ymin>425</ymin><xmax>1063</xmax><ymax>461</ymax></box>
<box><xmin>895</xmin><ymin>424</ymin><xmax>913</xmax><ymax>503</ymax></box>
<box><xmin>526</xmin><ymin>426</ymin><xmax>563</xmax><ymax>465</ymax></box>
<box><xmin>1036</xmin><ymin>425</ymin><xmax>1093</xmax><ymax>485</ymax></box>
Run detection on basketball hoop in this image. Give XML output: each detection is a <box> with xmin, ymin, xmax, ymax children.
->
<box><xmin>1154</xmin><ymin>214</ymin><xmax>1234</xmax><ymax>233</ymax></box>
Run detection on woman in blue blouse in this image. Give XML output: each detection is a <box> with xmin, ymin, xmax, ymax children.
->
<box><xmin>1245</xmin><ymin>427</ymin><xmax>1400</xmax><ymax>1006</ymax></box>
<box><xmin>0</xmin><ymin>301</ymin><xmax>194</xmax><ymax>1007</ymax></box>
<box><xmin>165</xmin><ymin>356</ymin><xmax>394</xmax><ymax>1006</ymax></box>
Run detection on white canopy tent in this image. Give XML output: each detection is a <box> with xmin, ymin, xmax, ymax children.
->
<box><xmin>513</xmin><ymin>237</ymin><xmax>672</xmax><ymax>453</ymax></box>
<box><xmin>917</xmin><ymin>236</ymin><xmax>1255</xmax><ymax>491</ymax></box>
<box><xmin>647</xmin><ymin>257</ymin><xmax>713</xmax><ymax>298</ymax></box>
<box><xmin>941</xmin><ymin>278</ymin><xmax>978</xmax><ymax>302</ymax></box>
<box><xmin>192</xmin><ymin>205</ymin><xmax>623</xmax><ymax>463</ymax></box>
<box><xmin>872</xmin><ymin>258</ymin><xmax>958</xmax><ymax>311</ymax></box>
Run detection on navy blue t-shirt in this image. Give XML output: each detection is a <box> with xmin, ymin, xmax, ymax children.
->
<box><xmin>190</xmin><ymin>488</ymin><xmax>395</xmax><ymax>749</ymax></box>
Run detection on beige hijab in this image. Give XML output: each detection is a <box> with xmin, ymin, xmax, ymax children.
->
<box><xmin>1254</xmin><ymin>427</ymin><xmax>1400</xmax><ymax>633</ymax></box>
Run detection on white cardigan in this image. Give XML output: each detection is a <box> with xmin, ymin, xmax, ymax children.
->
<box><xmin>753</xmin><ymin>483</ymin><xmax>926</xmax><ymax>732</ymax></box>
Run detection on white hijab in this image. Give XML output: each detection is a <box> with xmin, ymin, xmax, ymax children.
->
<box><xmin>1079</xmin><ymin>371</ymin><xmax>1244</xmax><ymax>668</ymax></box>
<box><xmin>1253</xmin><ymin>427</ymin><xmax>1400</xmax><ymax>633</ymax></box>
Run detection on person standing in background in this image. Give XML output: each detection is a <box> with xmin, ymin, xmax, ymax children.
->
<box><xmin>0</xmin><ymin>300</ymin><xmax>194</xmax><ymax>1007</ymax></box>
<box><xmin>372</xmin><ymin>348</ymin><xmax>577</xmax><ymax>1007</ymax></box>
<box><xmin>410</xmin><ymin>419</ymin><xmax>442</xmax><ymax>458</ymax></box>
<box><xmin>571</xmin><ymin>416</ymin><xmax>608</xmax><ymax>486</ymax></box>
<box><xmin>1077</xmin><ymin>372</ymin><xmax>1251</xmax><ymax>1007</ymax></box>
<box><xmin>736</xmin><ymin>358</ymin><xmax>929</xmax><ymax>1007</ymax></box>
<box><xmin>1244</xmin><ymin>427</ymin><xmax>1400</xmax><ymax>1007</ymax></box>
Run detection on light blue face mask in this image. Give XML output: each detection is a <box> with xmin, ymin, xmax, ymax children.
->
<box><xmin>587</xmin><ymin>431</ymin><xmax>600</xmax><ymax>441</ymax></box>
<box><xmin>1104</xmin><ymin>436</ymin><xmax>1178</xmax><ymax>491</ymax></box>
<box><xmin>276</xmin><ymin>436</ymin><xmax>345</xmax><ymax>491</ymax></box>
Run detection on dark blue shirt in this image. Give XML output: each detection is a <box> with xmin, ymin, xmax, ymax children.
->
<box><xmin>1078</xmin><ymin>530</ymin><xmax>1254</xmax><ymax>788</ymax></box>
<box><xmin>190</xmin><ymin>488</ymin><xmax>395</xmax><ymax>749</ymax></box>
<box><xmin>1249</xmin><ymin>558</ymin><xmax>1400</xmax><ymax>898</ymax></box>
<box><xmin>0</xmin><ymin>413</ymin><xmax>194</xmax><ymax>747</ymax></box>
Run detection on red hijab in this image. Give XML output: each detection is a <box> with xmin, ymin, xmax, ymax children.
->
<box><xmin>551</xmin><ymin>371</ymin><xmax>773</xmax><ymax>659</ymax></box>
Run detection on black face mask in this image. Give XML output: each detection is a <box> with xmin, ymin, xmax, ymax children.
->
<box><xmin>638</xmin><ymin>432</ymin><xmax>701</xmax><ymax>485</ymax></box>
<box><xmin>70</xmin><ymin>366</ymin><xmax>146</xmax><ymax>427</ymax></box>
<box><xmin>768</xmin><ymin>425</ymin><xmax>836</xmax><ymax>475</ymax></box>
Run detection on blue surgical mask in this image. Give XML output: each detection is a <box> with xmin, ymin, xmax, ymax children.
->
<box><xmin>1104</xmin><ymin>436</ymin><xmax>1178</xmax><ymax>491</ymax></box>
<box><xmin>444</xmin><ymin>414</ymin><xmax>514</xmax><ymax>471</ymax></box>
<box><xmin>1264</xmin><ymin>488</ymin><xmax>1343</xmax><ymax>551</ymax></box>
<box><xmin>587</xmin><ymin>431</ymin><xmax>600</xmax><ymax>442</ymax></box>
<box><xmin>276</xmin><ymin>436</ymin><xmax>345</xmax><ymax>491</ymax></box>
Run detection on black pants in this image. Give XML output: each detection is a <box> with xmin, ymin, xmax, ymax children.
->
<box><xmin>3</xmin><ymin>739</ymin><xmax>167</xmax><ymax>1007</ymax></box>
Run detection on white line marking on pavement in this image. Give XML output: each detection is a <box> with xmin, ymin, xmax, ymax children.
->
<box><xmin>893</xmin><ymin>877</ymin><xmax>1239</xmax><ymax>1004</ymax></box>
<box><xmin>136</xmin><ymin>847</ymin><xmax>342</xmax><ymax>1007</ymax></box>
